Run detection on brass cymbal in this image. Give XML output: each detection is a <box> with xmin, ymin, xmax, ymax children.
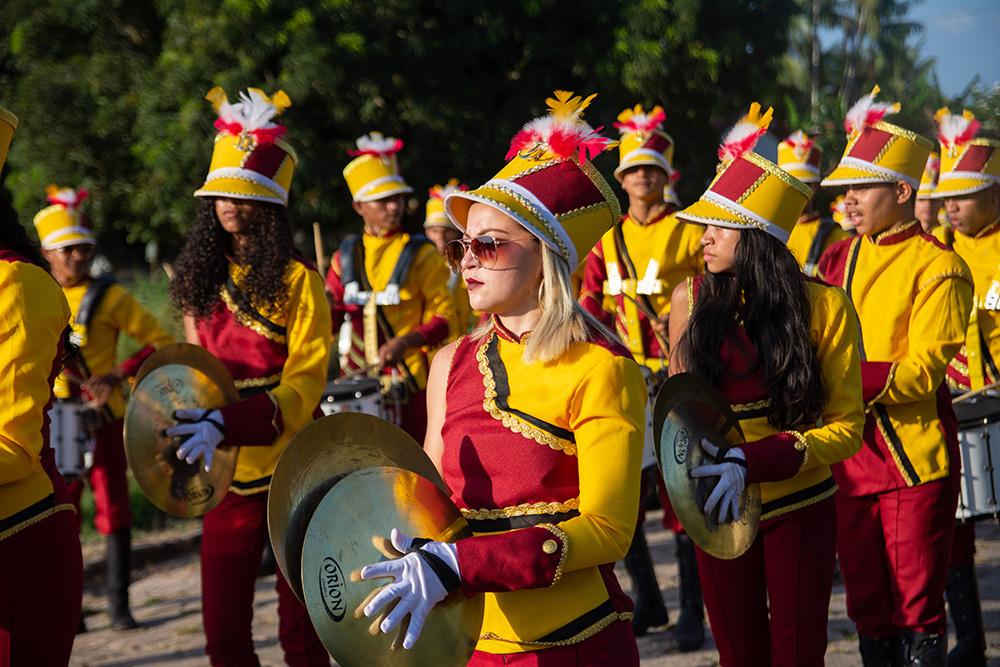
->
<box><xmin>124</xmin><ymin>343</ymin><xmax>240</xmax><ymax>518</ymax></box>
<box><xmin>653</xmin><ymin>373</ymin><xmax>761</xmax><ymax>560</ymax></box>
<box><xmin>268</xmin><ymin>413</ymin><xmax>445</xmax><ymax>602</ymax></box>
<box><xmin>301</xmin><ymin>466</ymin><xmax>482</xmax><ymax>667</ymax></box>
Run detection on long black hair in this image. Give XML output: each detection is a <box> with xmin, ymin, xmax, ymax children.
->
<box><xmin>170</xmin><ymin>198</ymin><xmax>293</xmax><ymax>317</ymax></box>
<box><xmin>677</xmin><ymin>229</ymin><xmax>824</xmax><ymax>430</ymax></box>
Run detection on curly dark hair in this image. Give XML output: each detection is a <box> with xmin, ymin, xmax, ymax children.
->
<box><xmin>0</xmin><ymin>188</ymin><xmax>47</xmax><ymax>268</ymax></box>
<box><xmin>170</xmin><ymin>199</ymin><xmax>293</xmax><ymax>317</ymax></box>
<box><xmin>676</xmin><ymin>230</ymin><xmax>824</xmax><ymax>430</ymax></box>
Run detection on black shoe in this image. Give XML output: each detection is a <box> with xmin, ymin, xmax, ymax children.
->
<box><xmin>76</xmin><ymin>614</ymin><xmax>88</xmax><ymax>635</ymax></box>
<box><xmin>664</xmin><ymin>533</ymin><xmax>704</xmax><ymax>652</ymax></box>
<box><xmin>859</xmin><ymin>634</ymin><xmax>904</xmax><ymax>667</ymax></box>
<box><xmin>904</xmin><ymin>631</ymin><xmax>946</xmax><ymax>667</ymax></box>
<box><xmin>624</xmin><ymin>525</ymin><xmax>668</xmax><ymax>637</ymax></box>
<box><xmin>106</xmin><ymin>527</ymin><xmax>140</xmax><ymax>630</ymax></box>
<box><xmin>945</xmin><ymin>565</ymin><xmax>987</xmax><ymax>667</ymax></box>
<box><xmin>258</xmin><ymin>538</ymin><xmax>277</xmax><ymax>578</ymax></box>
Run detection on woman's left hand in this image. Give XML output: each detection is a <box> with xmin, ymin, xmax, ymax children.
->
<box><xmin>690</xmin><ymin>439</ymin><xmax>747</xmax><ymax>523</ymax></box>
<box><xmin>358</xmin><ymin>528</ymin><xmax>461</xmax><ymax>650</ymax></box>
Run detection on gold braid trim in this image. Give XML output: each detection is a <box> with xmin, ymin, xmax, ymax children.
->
<box><xmin>476</xmin><ymin>336</ymin><xmax>577</xmax><ymax>455</ymax></box>
<box><xmin>479</xmin><ymin>611</ymin><xmax>633</xmax><ymax>648</ymax></box>
<box><xmin>220</xmin><ymin>288</ymin><xmax>287</xmax><ymax>344</ymax></box>
<box><xmin>783</xmin><ymin>430</ymin><xmax>811</xmax><ymax>474</ymax></box>
<box><xmin>918</xmin><ymin>270</ymin><xmax>974</xmax><ymax>293</ymax></box>
<box><xmin>760</xmin><ymin>482</ymin><xmax>838</xmax><ymax>521</ymax></box>
<box><xmin>873</xmin><ymin>220</ymin><xmax>918</xmax><ymax>245</ymax></box>
<box><xmin>874</xmin><ymin>415</ymin><xmax>918</xmax><ymax>487</ymax></box>
<box><xmin>461</xmin><ymin>498</ymin><xmax>580</xmax><ymax>520</ymax></box>
<box><xmin>733</xmin><ymin>398</ymin><xmax>772</xmax><ymax>414</ymax></box>
<box><xmin>686</xmin><ymin>276</ymin><xmax>694</xmax><ymax>316</ymax></box>
<box><xmin>865</xmin><ymin>362</ymin><xmax>897</xmax><ymax>411</ymax></box>
<box><xmin>0</xmin><ymin>503</ymin><xmax>75</xmax><ymax>542</ymax></box>
<box><xmin>538</xmin><ymin>523</ymin><xmax>569</xmax><ymax>586</ymax></box>
<box><xmin>229</xmin><ymin>483</ymin><xmax>271</xmax><ymax>496</ymax></box>
<box><xmin>234</xmin><ymin>372</ymin><xmax>282</xmax><ymax>390</ymax></box>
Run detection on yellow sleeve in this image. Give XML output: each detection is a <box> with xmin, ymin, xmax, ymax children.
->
<box><xmin>560</xmin><ymin>353</ymin><xmax>646</xmax><ymax>572</ymax></box>
<box><xmin>415</xmin><ymin>244</ymin><xmax>454</xmax><ymax>326</ymax></box>
<box><xmin>269</xmin><ymin>266</ymin><xmax>333</xmax><ymax>435</ymax></box>
<box><xmin>106</xmin><ymin>285</ymin><xmax>173</xmax><ymax>351</ymax></box>
<box><xmin>874</xmin><ymin>256</ymin><xmax>974</xmax><ymax>407</ymax></box>
<box><xmin>796</xmin><ymin>285</ymin><xmax>865</xmax><ymax>470</ymax></box>
<box><xmin>0</xmin><ymin>262</ymin><xmax>70</xmax><ymax>485</ymax></box>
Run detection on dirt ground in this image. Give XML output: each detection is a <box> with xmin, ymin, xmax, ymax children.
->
<box><xmin>70</xmin><ymin>514</ymin><xmax>1000</xmax><ymax>666</ymax></box>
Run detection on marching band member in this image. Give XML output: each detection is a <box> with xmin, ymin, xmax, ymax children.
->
<box><xmin>781</xmin><ymin>130</ymin><xmax>850</xmax><ymax>276</ymax></box>
<box><xmin>35</xmin><ymin>185</ymin><xmax>172</xmax><ymax>631</ymax></box>
<box><xmin>830</xmin><ymin>194</ymin><xmax>858</xmax><ymax>235</ymax></box>
<box><xmin>359</xmin><ymin>91</ymin><xmax>647</xmax><ymax>664</ymax></box>
<box><xmin>578</xmin><ymin>103</ymin><xmax>704</xmax><ymax>648</ymax></box>
<box><xmin>326</xmin><ymin>133</ymin><xmax>453</xmax><ymax>440</ymax></box>
<box><xmin>670</xmin><ymin>104</ymin><xmax>864</xmax><ymax>667</ymax></box>
<box><xmin>931</xmin><ymin>108</ymin><xmax>1000</xmax><ymax>667</ymax></box>
<box><xmin>818</xmin><ymin>87</ymin><xmax>974</xmax><ymax>666</ymax></box>
<box><xmin>169</xmin><ymin>87</ymin><xmax>332</xmax><ymax>666</ymax></box>
<box><xmin>424</xmin><ymin>179</ymin><xmax>477</xmax><ymax>340</ymax></box>
<box><xmin>916</xmin><ymin>152</ymin><xmax>949</xmax><ymax>243</ymax></box>
<box><xmin>0</xmin><ymin>108</ymin><xmax>82</xmax><ymax>666</ymax></box>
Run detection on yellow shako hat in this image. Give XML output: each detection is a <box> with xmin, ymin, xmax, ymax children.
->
<box><xmin>676</xmin><ymin>103</ymin><xmax>811</xmax><ymax>243</ymax></box>
<box><xmin>917</xmin><ymin>152</ymin><xmax>940</xmax><ymax>200</ymax></box>
<box><xmin>613</xmin><ymin>104</ymin><xmax>675</xmax><ymax>181</ymax></box>
<box><xmin>931</xmin><ymin>108</ymin><xmax>1000</xmax><ymax>198</ymax></box>
<box><xmin>0</xmin><ymin>107</ymin><xmax>16</xmax><ymax>173</ymax></box>
<box><xmin>343</xmin><ymin>132</ymin><xmax>413</xmax><ymax>203</ymax></box>
<box><xmin>194</xmin><ymin>87</ymin><xmax>297</xmax><ymax>206</ymax></box>
<box><xmin>830</xmin><ymin>194</ymin><xmax>853</xmax><ymax>230</ymax></box>
<box><xmin>424</xmin><ymin>179</ymin><xmax>467</xmax><ymax>229</ymax></box>
<box><xmin>445</xmin><ymin>90</ymin><xmax>621</xmax><ymax>270</ymax></box>
<box><xmin>33</xmin><ymin>186</ymin><xmax>95</xmax><ymax>250</ymax></box>
<box><xmin>822</xmin><ymin>85</ymin><xmax>933</xmax><ymax>189</ymax></box>
<box><xmin>778</xmin><ymin>130</ymin><xmax>823</xmax><ymax>183</ymax></box>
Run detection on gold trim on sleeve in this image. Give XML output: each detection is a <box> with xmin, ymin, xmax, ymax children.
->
<box><xmin>538</xmin><ymin>523</ymin><xmax>569</xmax><ymax>586</ymax></box>
<box><xmin>783</xmin><ymin>430</ymin><xmax>811</xmax><ymax>474</ymax></box>
<box><xmin>865</xmin><ymin>362</ymin><xmax>897</xmax><ymax>411</ymax></box>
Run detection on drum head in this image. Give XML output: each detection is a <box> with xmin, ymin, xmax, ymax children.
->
<box><xmin>654</xmin><ymin>373</ymin><xmax>761</xmax><ymax>560</ymax></box>
<box><xmin>124</xmin><ymin>344</ymin><xmax>239</xmax><ymax>518</ymax></box>
<box><xmin>301</xmin><ymin>466</ymin><xmax>482</xmax><ymax>666</ymax></box>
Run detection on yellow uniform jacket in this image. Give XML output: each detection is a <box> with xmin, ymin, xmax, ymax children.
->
<box><xmin>786</xmin><ymin>214</ymin><xmax>850</xmax><ymax>277</ymax></box>
<box><xmin>947</xmin><ymin>218</ymin><xmax>1000</xmax><ymax>391</ymax></box>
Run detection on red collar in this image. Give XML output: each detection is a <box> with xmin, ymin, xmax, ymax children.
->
<box><xmin>492</xmin><ymin>314</ymin><xmax>531</xmax><ymax>344</ymax></box>
<box><xmin>869</xmin><ymin>220</ymin><xmax>920</xmax><ymax>246</ymax></box>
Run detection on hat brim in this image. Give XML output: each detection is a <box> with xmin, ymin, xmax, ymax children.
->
<box><xmin>195</xmin><ymin>179</ymin><xmax>287</xmax><ymax>206</ymax></box>
<box><xmin>614</xmin><ymin>155</ymin><xmax>672</xmax><ymax>181</ymax></box>
<box><xmin>675</xmin><ymin>198</ymin><xmax>789</xmax><ymax>243</ymax></box>
<box><xmin>353</xmin><ymin>183</ymin><xmax>413</xmax><ymax>203</ymax></box>
<box><xmin>929</xmin><ymin>177</ymin><xmax>998</xmax><ymax>199</ymax></box>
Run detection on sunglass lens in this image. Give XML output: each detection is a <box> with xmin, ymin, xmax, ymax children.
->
<box><xmin>445</xmin><ymin>239</ymin><xmax>465</xmax><ymax>271</ymax></box>
<box><xmin>470</xmin><ymin>236</ymin><xmax>498</xmax><ymax>268</ymax></box>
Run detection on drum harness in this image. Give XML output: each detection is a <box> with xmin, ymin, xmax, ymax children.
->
<box><xmin>65</xmin><ymin>274</ymin><xmax>118</xmax><ymax>428</ymax></box>
<box><xmin>338</xmin><ymin>234</ymin><xmax>428</xmax><ymax>400</ymax></box>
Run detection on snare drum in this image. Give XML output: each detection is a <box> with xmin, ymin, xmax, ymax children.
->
<box><xmin>320</xmin><ymin>378</ymin><xmax>384</xmax><ymax>418</ymax></box>
<box><xmin>954</xmin><ymin>394</ymin><xmax>1000</xmax><ymax>521</ymax></box>
<box><xmin>48</xmin><ymin>399</ymin><xmax>96</xmax><ymax>480</ymax></box>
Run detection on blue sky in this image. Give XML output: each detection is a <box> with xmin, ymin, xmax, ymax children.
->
<box><xmin>909</xmin><ymin>0</ymin><xmax>1000</xmax><ymax>97</ymax></box>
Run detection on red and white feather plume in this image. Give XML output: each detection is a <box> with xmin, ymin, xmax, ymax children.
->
<box><xmin>45</xmin><ymin>185</ymin><xmax>88</xmax><ymax>211</ymax></box>
<box><xmin>349</xmin><ymin>131</ymin><xmax>405</xmax><ymax>158</ymax></box>
<box><xmin>613</xmin><ymin>104</ymin><xmax>667</xmax><ymax>136</ymax></box>
<box><xmin>507</xmin><ymin>90</ymin><xmax>614</xmax><ymax>162</ymax></box>
<box><xmin>844</xmin><ymin>85</ymin><xmax>900</xmax><ymax>137</ymax></box>
<box><xmin>934</xmin><ymin>107</ymin><xmax>981</xmax><ymax>156</ymax></box>
<box><xmin>718</xmin><ymin>102</ymin><xmax>773</xmax><ymax>163</ymax></box>
<box><xmin>428</xmin><ymin>178</ymin><xmax>468</xmax><ymax>200</ymax></box>
<box><xmin>784</xmin><ymin>129</ymin><xmax>814</xmax><ymax>160</ymax></box>
<box><xmin>206</xmin><ymin>86</ymin><xmax>291</xmax><ymax>146</ymax></box>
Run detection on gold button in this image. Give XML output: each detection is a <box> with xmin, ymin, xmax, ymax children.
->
<box><xmin>542</xmin><ymin>539</ymin><xmax>558</xmax><ymax>554</ymax></box>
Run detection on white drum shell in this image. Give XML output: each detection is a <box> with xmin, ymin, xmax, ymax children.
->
<box><xmin>956</xmin><ymin>418</ymin><xmax>1000</xmax><ymax>520</ymax></box>
<box><xmin>320</xmin><ymin>380</ymin><xmax>384</xmax><ymax>419</ymax></box>
<box><xmin>47</xmin><ymin>400</ymin><xmax>94</xmax><ymax>478</ymax></box>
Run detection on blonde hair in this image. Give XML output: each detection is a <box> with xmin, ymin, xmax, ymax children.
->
<box><xmin>472</xmin><ymin>243</ymin><xmax>619</xmax><ymax>364</ymax></box>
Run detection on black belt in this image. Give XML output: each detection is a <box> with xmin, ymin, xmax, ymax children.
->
<box><xmin>0</xmin><ymin>494</ymin><xmax>56</xmax><ymax>535</ymax></box>
<box><xmin>537</xmin><ymin>600</ymin><xmax>619</xmax><ymax>643</ymax></box>
<box><xmin>466</xmin><ymin>510</ymin><xmax>578</xmax><ymax>533</ymax></box>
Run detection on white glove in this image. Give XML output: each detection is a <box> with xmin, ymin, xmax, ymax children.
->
<box><xmin>690</xmin><ymin>438</ymin><xmax>747</xmax><ymax>523</ymax></box>
<box><xmin>166</xmin><ymin>409</ymin><xmax>225</xmax><ymax>472</ymax></box>
<box><xmin>359</xmin><ymin>528</ymin><xmax>460</xmax><ymax>650</ymax></box>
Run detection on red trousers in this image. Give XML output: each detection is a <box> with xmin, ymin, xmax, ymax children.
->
<box><xmin>68</xmin><ymin>416</ymin><xmax>132</xmax><ymax>535</ymax></box>
<box><xmin>467</xmin><ymin>620</ymin><xmax>638</xmax><ymax>666</ymax></box>
<box><xmin>697</xmin><ymin>496</ymin><xmax>836</xmax><ymax>667</ymax></box>
<box><xmin>836</xmin><ymin>474</ymin><xmax>959</xmax><ymax>636</ymax></box>
<box><xmin>0</xmin><ymin>508</ymin><xmax>82</xmax><ymax>666</ymax></box>
<box><xmin>636</xmin><ymin>469</ymin><xmax>684</xmax><ymax>533</ymax></box>
<box><xmin>201</xmin><ymin>491</ymin><xmax>328</xmax><ymax>667</ymax></box>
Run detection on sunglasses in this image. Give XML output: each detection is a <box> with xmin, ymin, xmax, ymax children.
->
<box><xmin>445</xmin><ymin>235</ymin><xmax>534</xmax><ymax>271</ymax></box>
